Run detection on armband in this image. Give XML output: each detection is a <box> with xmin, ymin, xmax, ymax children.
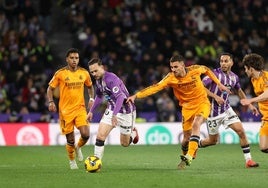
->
<box><xmin>48</xmin><ymin>101</ymin><xmax>54</xmax><ymax>103</ymax></box>
<box><xmin>89</xmin><ymin>98</ymin><xmax>95</xmax><ymax>102</ymax></box>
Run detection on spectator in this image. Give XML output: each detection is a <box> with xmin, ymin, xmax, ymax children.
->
<box><xmin>0</xmin><ymin>0</ymin><xmax>267</xmax><ymax>123</ymax></box>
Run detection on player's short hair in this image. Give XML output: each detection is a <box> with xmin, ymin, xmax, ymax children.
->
<box><xmin>170</xmin><ymin>54</ymin><xmax>185</xmax><ymax>63</ymax></box>
<box><xmin>88</xmin><ymin>57</ymin><xmax>102</xmax><ymax>66</ymax></box>
<box><xmin>66</xmin><ymin>48</ymin><xmax>79</xmax><ymax>57</ymax></box>
<box><xmin>242</xmin><ymin>53</ymin><xmax>264</xmax><ymax>71</ymax></box>
<box><xmin>220</xmin><ymin>52</ymin><xmax>233</xmax><ymax>61</ymax></box>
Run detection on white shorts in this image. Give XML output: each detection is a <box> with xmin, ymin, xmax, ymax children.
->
<box><xmin>100</xmin><ymin>109</ymin><xmax>136</xmax><ymax>135</ymax></box>
<box><xmin>206</xmin><ymin>107</ymin><xmax>240</xmax><ymax>135</ymax></box>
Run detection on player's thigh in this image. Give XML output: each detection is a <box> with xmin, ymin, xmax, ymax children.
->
<box><xmin>259</xmin><ymin>135</ymin><xmax>268</xmax><ymax>149</ymax></box>
<box><xmin>77</xmin><ymin>125</ymin><xmax>90</xmax><ymax>137</ymax></box>
<box><xmin>229</xmin><ymin>122</ymin><xmax>245</xmax><ymax>135</ymax></box>
<box><xmin>60</xmin><ymin>119</ymin><xmax>74</xmax><ymax>135</ymax></box>
<box><xmin>207</xmin><ymin>134</ymin><xmax>219</xmax><ymax>143</ymax></box>
<box><xmin>75</xmin><ymin>112</ymin><xmax>90</xmax><ymax>137</ymax></box>
<box><xmin>183</xmin><ymin>129</ymin><xmax>192</xmax><ymax>141</ymax></box>
<box><xmin>117</xmin><ymin>112</ymin><xmax>136</xmax><ymax>134</ymax></box>
<box><xmin>120</xmin><ymin>133</ymin><xmax>131</xmax><ymax>146</ymax></box>
<box><xmin>259</xmin><ymin>121</ymin><xmax>268</xmax><ymax>149</ymax></box>
<box><xmin>96</xmin><ymin>122</ymin><xmax>113</xmax><ymax>140</ymax></box>
<box><xmin>206</xmin><ymin>114</ymin><xmax>225</xmax><ymax>135</ymax></box>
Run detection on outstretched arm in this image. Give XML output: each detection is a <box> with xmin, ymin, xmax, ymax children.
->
<box><xmin>237</xmin><ymin>88</ymin><xmax>259</xmax><ymax>116</ymax></box>
<box><xmin>205</xmin><ymin>88</ymin><xmax>225</xmax><ymax>105</ymax></box>
<box><xmin>241</xmin><ymin>90</ymin><xmax>268</xmax><ymax>105</ymax></box>
<box><xmin>127</xmin><ymin>80</ymin><xmax>168</xmax><ymax>103</ymax></box>
<box><xmin>87</xmin><ymin>95</ymin><xmax>102</xmax><ymax>121</ymax></box>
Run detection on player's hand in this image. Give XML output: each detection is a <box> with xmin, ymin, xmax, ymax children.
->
<box><xmin>240</xmin><ymin>98</ymin><xmax>252</xmax><ymax>106</ymax></box>
<box><xmin>218</xmin><ymin>83</ymin><xmax>231</xmax><ymax>94</ymax></box>
<box><xmin>248</xmin><ymin>104</ymin><xmax>260</xmax><ymax>116</ymax></box>
<box><xmin>87</xmin><ymin>111</ymin><xmax>93</xmax><ymax>121</ymax></box>
<box><xmin>48</xmin><ymin>102</ymin><xmax>57</xmax><ymax>112</ymax></box>
<box><xmin>215</xmin><ymin>95</ymin><xmax>225</xmax><ymax>105</ymax></box>
<box><xmin>126</xmin><ymin>95</ymin><xmax>136</xmax><ymax>104</ymax></box>
<box><xmin>88</xmin><ymin>98</ymin><xmax>94</xmax><ymax>109</ymax></box>
<box><xmin>112</xmin><ymin>115</ymin><xmax>117</xmax><ymax>128</ymax></box>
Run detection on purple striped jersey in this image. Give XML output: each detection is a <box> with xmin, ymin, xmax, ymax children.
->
<box><xmin>95</xmin><ymin>71</ymin><xmax>136</xmax><ymax>113</ymax></box>
<box><xmin>202</xmin><ymin>68</ymin><xmax>241</xmax><ymax>117</ymax></box>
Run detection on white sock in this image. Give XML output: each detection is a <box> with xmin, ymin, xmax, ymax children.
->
<box><xmin>131</xmin><ymin>128</ymin><xmax>137</xmax><ymax>139</ymax></box>
<box><xmin>94</xmin><ymin>145</ymin><xmax>104</xmax><ymax>160</ymax></box>
<box><xmin>244</xmin><ymin>153</ymin><xmax>251</xmax><ymax>162</ymax></box>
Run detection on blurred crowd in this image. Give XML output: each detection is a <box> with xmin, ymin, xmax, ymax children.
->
<box><xmin>0</xmin><ymin>0</ymin><xmax>267</xmax><ymax>122</ymax></box>
<box><xmin>0</xmin><ymin>0</ymin><xmax>55</xmax><ymax>122</ymax></box>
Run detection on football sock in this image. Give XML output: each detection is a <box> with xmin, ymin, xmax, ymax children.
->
<box><xmin>188</xmin><ymin>135</ymin><xmax>199</xmax><ymax>157</ymax></box>
<box><xmin>66</xmin><ymin>143</ymin><xmax>75</xmax><ymax>160</ymax></box>
<box><xmin>198</xmin><ymin>139</ymin><xmax>203</xmax><ymax>148</ymax></box>
<box><xmin>77</xmin><ymin>136</ymin><xmax>88</xmax><ymax>148</ymax></box>
<box><xmin>261</xmin><ymin>148</ymin><xmax>268</xmax><ymax>153</ymax></box>
<box><xmin>241</xmin><ymin>144</ymin><xmax>252</xmax><ymax>161</ymax></box>
<box><xmin>181</xmin><ymin>144</ymin><xmax>188</xmax><ymax>155</ymax></box>
<box><xmin>95</xmin><ymin>139</ymin><xmax>105</xmax><ymax>159</ymax></box>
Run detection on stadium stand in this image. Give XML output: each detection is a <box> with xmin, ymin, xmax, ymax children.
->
<box><xmin>0</xmin><ymin>0</ymin><xmax>267</xmax><ymax>122</ymax></box>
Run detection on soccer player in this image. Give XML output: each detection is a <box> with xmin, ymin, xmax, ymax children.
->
<box><xmin>127</xmin><ymin>54</ymin><xmax>230</xmax><ymax>169</ymax></box>
<box><xmin>201</xmin><ymin>52</ymin><xmax>259</xmax><ymax>168</ymax></box>
<box><xmin>87</xmin><ymin>58</ymin><xmax>139</xmax><ymax>160</ymax></box>
<box><xmin>240</xmin><ymin>53</ymin><xmax>268</xmax><ymax>155</ymax></box>
<box><xmin>47</xmin><ymin>48</ymin><xmax>94</xmax><ymax>169</ymax></box>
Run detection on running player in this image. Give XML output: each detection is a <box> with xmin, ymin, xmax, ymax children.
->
<box><xmin>127</xmin><ymin>54</ymin><xmax>230</xmax><ymax>169</ymax></box>
<box><xmin>87</xmin><ymin>58</ymin><xmax>139</xmax><ymax>161</ymax></box>
<box><xmin>47</xmin><ymin>48</ymin><xmax>94</xmax><ymax>169</ymax></box>
<box><xmin>201</xmin><ymin>52</ymin><xmax>259</xmax><ymax>168</ymax></box>
<box><xmin>240</xmin><ymin>53</ymin><xmax>268</xmax><ymax>155</ymax></box>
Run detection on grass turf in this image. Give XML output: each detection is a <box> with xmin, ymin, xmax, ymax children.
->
<box><xmin>0</xmin><ymin>144</ymin><xmax>267</xmax><ymax>188</ymax></box>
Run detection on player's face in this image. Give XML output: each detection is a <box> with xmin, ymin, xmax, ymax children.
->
<box><xmin>244</xmin><ymin>65</ymin><xmax>253</xmax><ymax>78</ymax></box>
<box><xmin>66</xmin><ymin>53</ymin><xmax>79</xmax><ymax>70</ymax></box>
<box><xmin>89</xmin><ymin>63</ymin><xmax>104</xmax><ymax>80</ymax></box>
<box><xmin>170</xmin><ymin>61</ymin><xmax>186</xmax><ymax>77</ymax></box>
<box><xmin>220</xmin><ymin>55</ymin><xmax>233</xmax><ymax>73</ymax></box>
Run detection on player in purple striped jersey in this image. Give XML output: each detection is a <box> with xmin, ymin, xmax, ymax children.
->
<box><xmin>87</xmin><ymin>58</ymin><xmax>139</xmax><ymax>160</ymax></box>
<box><xmin>201</xmin><ymin>53</ymin><xmax>259</xmax><ymax>168</ymax></box>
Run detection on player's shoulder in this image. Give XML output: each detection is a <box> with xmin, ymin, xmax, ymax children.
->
<box><xmin>54</xmin><ymin>66</ymin><xmax>68</xmax><ymax>75</ymax></box>
<box><xmin>104</xmin><ymin>71</ymin><xmax>118</xmax><ymax>79</ymax></box>
<box><xmin>77</xmin><ymin>66</ymin><xmax>88</xmax><ymax>71</ymax></box>
<box><xmin>161</xmin><ymin>72</ymin><xmax>173</xmax><ymax>81</ymax></box>
<box><xmin>263</xmin><ymin>71</ymin><xmax>268</xmax><ymax>77</ymax></box>
<box><xmin>186</xmin><ymin>64</ymin><xmax>203</xmax><ymax>71</ymax></box>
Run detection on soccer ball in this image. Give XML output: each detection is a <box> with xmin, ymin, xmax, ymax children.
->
<box><xmin>84</xmin><ymin>156</ymin><xmax>102</xmax><ymax>173</ymax></box>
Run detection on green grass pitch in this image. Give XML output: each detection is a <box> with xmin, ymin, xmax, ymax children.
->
<box><xmin>0</xmin><ymin>144</ymin><xmax>267</xmax><ymax>188</ymax></box>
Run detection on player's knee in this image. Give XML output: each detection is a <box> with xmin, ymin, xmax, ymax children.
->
<box><xmin>236</xmin><ymin>130</ymin><xmax>246</xmax><ymax>139</ymax></box>
<box><xmin>121</xmin><ymin>138</ymin><xmax>131</xmax><ymax>147</ymax></box>
<box><xmin>210</xmin><ymin>139</ymin><xmax>217</xmax><ymax>145</ymax></box>
<box><xmin>82</xmin><ymin>135</ymin><xmax>89</xmax><ymax>141</ymax></box>
<box><xmin>95</xmin><ymin>139</ymin><xmax>105</xmax><ymax>146</ymax></box>
<box><xmin>67</xmin><ymin>140</ymin><xmax>75</xmax><ymax>146</ymax></box>
<box><xmin>260</xmin><ymin>148</ymin><xmax>268</xmax><ymax>153</ymax></box>
<box><xmin>121</xmin><ymin>142</ymin><xmax>130</xmax><ymax>147</ymax></box>
<box><xmin>206</xmin><ymin>138</ymin><xmax>217</xmax><ymax>146</ymax></box>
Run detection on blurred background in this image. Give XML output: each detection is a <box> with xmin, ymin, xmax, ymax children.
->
<box><xmin>0</xmin><ymin>0</ymin><xmax>267</xmax><ymax>123</ymax></box>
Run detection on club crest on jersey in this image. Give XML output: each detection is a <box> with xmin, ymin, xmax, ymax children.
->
<box><xmin>230</xmin><ymin>75</ymin><xmax>236</xmax><ymax>82</ymax></box>
<box><xmin>112</xmin><ymin>86</ymin><xmax>119</xmax><ymax>93</ymax></box>
<box><xmin>79</xmin><ymin>75</ymin><xmax>83</xmax><ymax>80</ymax></box>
